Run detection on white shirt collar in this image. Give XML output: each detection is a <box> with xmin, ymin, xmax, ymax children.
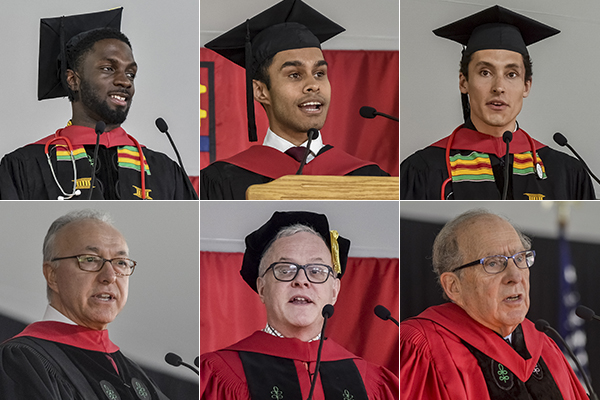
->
<box><xmin>263</xmin><ymin>323</ymin><xmax>321</xmax><ymax>342</ymax></box>
<box><xmin>504</xmin><ymin>332</ymin><xmax>513</xmax><ymax>343</ymax></box>
<box><xmin>42</xmin><ymin>304</ymin><xmax>77</xmax><ymax>325</ymax></box>
<box><xmin>262</xmin><ymin>128</ymin><xmax>324</xmax><ymax>163</ymax></box>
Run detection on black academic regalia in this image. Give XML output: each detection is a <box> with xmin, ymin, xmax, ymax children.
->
<box><xmin>0</xmin><ymin>321</ymin><xmax>169</xmax><ymax>400</ymax></box>
<box><xmin>0</xmin><ymin>125</ymin><xmax>198</xmax><ymax>200</ymax></box>
<box><xmin>201</xmin><ymin>145</ymin><xmax>389</xmax><ymax>200</ymax></box>
<box><xmin>400</xmin><ymin>125</ymin><xmax>596</xmax><ymax>200</ymax></box>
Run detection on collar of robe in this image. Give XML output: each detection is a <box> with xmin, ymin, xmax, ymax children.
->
<box><xmin>12</xmin><ymin>321</ymin><xmax>119</xmax><ymax>353</ymax></box>
<box><xmin>32</xmin><ymin>124</ymin><xmax>145</xmax><ymax>148</ymax></box>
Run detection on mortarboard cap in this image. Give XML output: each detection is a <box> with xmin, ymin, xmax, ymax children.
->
<box><xmin>38</xmin><ymin>7</ymin><xmax>123</xmax><ymax>101</ymax></box>
<box><xmin>240</xmin><ymin>211</ymin><xmax>350</xmax><ymax>292</ymax></box>
<box><xmin>433</xmin><ymin>5</ymin><xmax>559</xmax><ymax>58</ymax></box>
<box><xmin>204</xmin><ymin>0</ymin><xmax>345</xmax><ymax>142</ymax></box>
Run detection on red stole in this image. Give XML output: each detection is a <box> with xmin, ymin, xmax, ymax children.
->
<box><xmin>32</xmin><ymin>125</ymin><xmax>145</xmax><ymax>148</ymax></box>
<box><xmin>221</xmin><ymin>145</ymin><xmax>376</xmax><ymax>179</ymax></box>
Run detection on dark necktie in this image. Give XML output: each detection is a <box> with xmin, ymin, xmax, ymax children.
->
<box><xmin>284</xmin><ymin>146</ymin><xmax>306</xmax><ymax>162</ymax></box>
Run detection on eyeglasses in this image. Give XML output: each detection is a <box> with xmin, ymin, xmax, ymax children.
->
<box><xmin>262</xmin><ymin>262</ymin><xmax>333</xmax><ymax>284</ymax></box>
<box><xmin>452</xmin><ymin>250</ymin><xmax>535</xmax><ymax>275</ymax></box>
<box><xmin>51</xmin><ymin>254</ymin><xmax>136</xmax><ymax>276</ymax></box>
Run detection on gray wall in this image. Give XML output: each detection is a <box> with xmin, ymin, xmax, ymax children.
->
<box><xmin>401</xmin><ymin>0</ymin><xmax>600</xmax><ymax>194</ymax></box>
<box><xmin>0</xmin><ymin>202</ymin><xmax>199</xmax><ymax>383</ymax></box>
<box><xmin>0</xmin><ymin>1</ymin><xmax>199</xmax><ymax>175</ymax></box>
<box><xmin>201</xmin><ymin>0</ymin><xmax>399</xmax><ymax>50</ymax></box>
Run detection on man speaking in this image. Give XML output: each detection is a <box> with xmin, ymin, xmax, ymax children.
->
<box><xmin>401</xmin><ymin>209</ymin><xmax>588</xmax><ymax>399</ymax></box>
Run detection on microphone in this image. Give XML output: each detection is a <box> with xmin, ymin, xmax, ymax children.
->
<box><xmin>374</xmin><ymin>305</ymin><xmax>399</xmax><ymax>327</ymax></box>
<box><xmin>296</xmin><ymin>128</ymin><xmax>319</xmax><ymax>175</ymax></box>
<box><xmin>306</xmin><ymin>304</ymin><xmax>334</xmax><ymax>400</ymax></box>
<box><xmin>164</xmin><ymin>352</ymin><xmax>199</xmax><ymax>376</ymax></box>
<box><xmin>88</xmin><ymin>121</ymin><xmax>106</xmax><ymax>200</ymax></box>
<box><xmin>359</xmin><ymin>106</ymin><xmax>399</xmax><ymax>122</ymax></box>
<box><xmin>576</xmin><ymin>305</ymin><xmax>600</xmax><ymax>322</ymax></box>
<box><xmin>553</xmin><ymin>132</ymin><xmax>600</xmax><ymax>185</ymax></box>
<box><xmin>155</xmin><ymin>117</ymin><xmax>199</xmax><ymax>200</ymax></box>
<box><xmin>535</xmin><ymin>319</ymin><xmax>598</xmax><ymax>400</ymax></box>
<box><xmin>502</xmin><ymin>130</ymin><xmax>512</xmax><ymax>200</ymax></box>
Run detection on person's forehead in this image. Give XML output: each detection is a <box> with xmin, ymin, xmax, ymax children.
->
<box><xmin>272</xmin><ymin>47</ymin><xmax>325</xmax><ymax>67</ymax></box>
<box><xmin>457</xmin><ymin>216</ymin><xmax>523</xmax><ymax>257</ymax></box>
<box><xmin>269</xmin><ymin>231</ymin><xmax>330</xmax><ymax>259</ymax></box>
<box><xmin>87</xmin><ymin>38</ymin><xmax>134</xmax><ymax>62</ymax></box>
<box><xmin>56</xmin><ymin>219</ymin><xmax>127</xmax><ymax>249</ymax></box>
<box><xmin>469</xmin><ymin>48</ymin><xmax>524</xmax><ymax>67</ymax></box>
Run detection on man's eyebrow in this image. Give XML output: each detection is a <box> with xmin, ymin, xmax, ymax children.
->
<box><xmin>102</xmin><ymin>57</ymin><xmax>138</xmax><ymax>69</ymax></box>
<box><xmin>85</xmin><ymin>246</ymin><xmax>129</xmax><ymax>256</ymax></box>
<box><xmin>279</xmin><ymin>59</ymin><xmax>328</xmax><ymax>71</ymax></box>
<box><xmin>474</xmin><ymin>60</ymin><xmax>522</xmax><ymax>70</ymax></box>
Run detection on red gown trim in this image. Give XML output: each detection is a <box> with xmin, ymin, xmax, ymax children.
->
<box><xmin>32</xmin><ymin>125</ymin><xmax>145</xmax><ymax>148</ymax></box>
<box><xmin>430</xmin><ymin>126</ymin><xmax>546</xmax><ymax>158</ymax></box>
<box><xmin>12</xmin><ymin>321</ymin><xmax>119</xmax><ymax>353</ymax></box>
<box><xmin>221</xmin><ymin>145</ymin><xmax>376</xmax><ymax>179</ymax></box>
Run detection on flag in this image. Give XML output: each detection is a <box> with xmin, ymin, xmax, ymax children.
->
<box><xmin>558</xmin><ymin>223</ymin><xmax>590</xmax><ymax>385</ymax></box>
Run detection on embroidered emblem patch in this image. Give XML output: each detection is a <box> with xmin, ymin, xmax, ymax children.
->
<box><xmin>270</xmin><ymin>385</ymin><xmax>283</xmax><ymax>399</ymax></box>
<box><xmin>131</xmin><ymin>378</ymin><xmax>151</xmax><ymax>400</ymax></box>
<box><xmin>100</xmin><ymin>380</ymin><xmax>121</xmax><ymax>400</ymax></box>
<box><xmin>532</xmin><ymin>362</ymin><xmax>544</xmax><ymax>380</ymax></box>
<box><xmin>343</xmin><ymin>389</ymin><xmax>354</xmax><ymax>400</ymax></box>
<box><xmin>491</xmin><ymin>361</ymin><xmax>514</xmax><ymax>390</ymax></box>
<box><xmin>523</xmin><ymin>193</ymin><xmax>545</xmax><ymax>200</ymax></box>
<box><xmin>75</xmin><ymin>177</ymin><xmax>92</xmax><ymax>190</ymax></box>
<box><xmin>132</xmin><ymin>185</ymin><xmax>153</xmax><ymax>200</ymax></box>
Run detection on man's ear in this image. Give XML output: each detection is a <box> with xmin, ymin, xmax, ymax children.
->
<box><xmin>66</xmin><ymin>69</ymin><xmax>81</xmax><ymax>93</ymax></box>
<box><xmin>253</xmin><ymin>79</ymin><xmax>271</xmax><ymax>106</ymax></box>
<box><xmin>43</xmin><ymin>262</ymin><xmax>59</xmax><ymax>295</ymax></box>
<box><xmin>459</xmin><ymin>72</ymin><xmax>469</xmax><ymax>95</ymax></box>
<box><xmin>256</xmin><ymin>277</ymin><xmax>266</xmax><ymax>305</ymax></box>
<box><xmin>440</xmin><ymin>272</ymin><xmax>462</xmax><ymax>303</ymax></box>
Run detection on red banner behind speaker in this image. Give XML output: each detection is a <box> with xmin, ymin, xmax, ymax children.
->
<box><xmin>200</xmin><ymin>251</ymin><xmax>399</xmax><ymax>376</ymax></box>
<box><xmin>200</xmin><ymin>49</ymin><xmax>399</xmax><ymax>176</ymax></box>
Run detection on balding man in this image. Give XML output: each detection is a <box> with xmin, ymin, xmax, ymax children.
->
<box><xmin>0</xmin><ymin>209</ymin><xmax>169</xmax><ymax>399</ymax></box>
<box><xmin>400</xmin><ymin>209</ymin><xmax>588</xmax><ymax>399</ymax></box>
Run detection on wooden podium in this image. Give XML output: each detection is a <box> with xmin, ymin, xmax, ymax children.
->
<box><xmin>245</xmin><ymin>175</ymin><xmax>399</xmax><ymax>200</ymax></box>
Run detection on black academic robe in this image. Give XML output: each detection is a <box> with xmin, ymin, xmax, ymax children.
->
<box><xmin>0</xmin><ymin>321</ymin><xmax>169</xmax><ymax>400</ymax></box>
<box><xmin>200</xmin><ymin>331</ymin><xmax>399</xmax><ymax>399</ymax></box>
<box><xmin>400</xmin><ymin>125</ymin><xmax>595</xmax><ymax>200</ymax></box>
<box><xmin>200</xmin><ymin>145</ymin><xmax>390</xmax><ymax>200</ymax></box>
<box><xmin>401</xmin><ymin>303</ymin><xmax>588</xmax><ymax>400</ymax></box>
<box><xmin>0</xmin><ymin>125</ymin><xmax>198</xmax><ymax>200</ymax></box>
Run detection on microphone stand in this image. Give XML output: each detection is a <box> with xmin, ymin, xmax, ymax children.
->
<box><xmin>89</xmin><ymin>121</ymin><xmax>106</xmax><ymax>200</ymax></box>
<box><xmin>307</xmin><ymin>304</ymin><xmax>334</xmax><ymax>400</ymax></box>
<box><xmin>502</xmin><ymin>130</ymin><xmax>512</xmax><ymax>200</ymax></box>
<box><xmin>297</xmin><ymin>128</ymin><xmax>319</xmax><ymax>175</ymax></box>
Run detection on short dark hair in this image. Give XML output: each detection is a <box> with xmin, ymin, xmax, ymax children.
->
<box><xmin>459</xmin><ymin>49</ymin><xmax>533</xmax><ymax>122</ymax></box>
<box><xmin>65</xmin><ymin>28</ymin><xmax>132</xmax><ymax>101</ymax></box>
<box><xmin>253</xmin><ymin>53</ymin><xmax>276</xmax><ymax>90</ymax></box>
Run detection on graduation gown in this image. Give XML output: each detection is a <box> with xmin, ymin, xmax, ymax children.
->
<box><xmin>400</xmin><ymin>303</ymin><xmax>588</xmax><ymax>400</ymax></box>
<box><xmin>200</xmin><ymin>145</ymin><xmax>390</xmax><ymax>200</ymax></box>
<box><xmin>400</xmin><ymin>125</ymin><xmax>595</xmax><ymax>200</ymax></box>
<box><xmin>200</xmin><ymin>331</ymin><xmax>399</xmax><ymax>400</ymax></box>
<box><xmin>0</xmin><ymin>125</ymin><xmax>198</xmax><ymax>200</ymax></box>
<box><xmin>0</xmin><ymin>321</ymin><xmax>169</xmax><ymax>400</ymax></box>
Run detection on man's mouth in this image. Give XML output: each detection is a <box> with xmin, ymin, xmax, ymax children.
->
<box><xmin>108</xmin><ymin>92</ymin><xmax>129</xmax><ymax>107</ymax></box>
<box><xmin>504</xmin><ymin>294</ymin><xmax>521</xmax><ymax>302</ymax></box>
<box><xmin>298</xmin><ymin>101</ymin><xmax>323</xmax><ymax>113</ymax></box>
<box><xmin>487</xmin><ymin>100</ymin><xmax>507</xmax><ymax>109</ymax></box>
<box><xmin>289</xmin><ymin>296</ymin><xmax>313</xmax><ymax>305</ymax></box>
<box><xmin>94</xmin><ymin>293</ymin><xmax>116</xmax><ymax>302</ymax></box>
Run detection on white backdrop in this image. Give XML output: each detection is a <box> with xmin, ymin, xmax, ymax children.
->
<box><xmin>0</xmin><ymin>1</ymin><xmax>199</xmax><ymax>176</ymax></box>
<box><xmin>401</xmin><ymin>0</ymin><xmax>600</xmax><ymax>195</ymax></box>
<box><xmin>0</xmin><ymin>201</ymin><xmax>199</xmax><ymax>383</ymax></box>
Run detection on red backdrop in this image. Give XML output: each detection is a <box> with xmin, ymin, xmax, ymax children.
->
<box><xmin>200</xmin><ymin>49</ymin><xmax>399</xmax><ymax>176</ymax></box>
<box><xmin>200</xmin><ymin>251</ymin><xmax>399</xmax><ymax>376</ymax></box>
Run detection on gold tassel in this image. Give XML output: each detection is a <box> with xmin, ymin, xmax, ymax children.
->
<box><xmin>330</xmin><ymin>230</ymin><xmax>341</xmax><ymax>275</ymax></box>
